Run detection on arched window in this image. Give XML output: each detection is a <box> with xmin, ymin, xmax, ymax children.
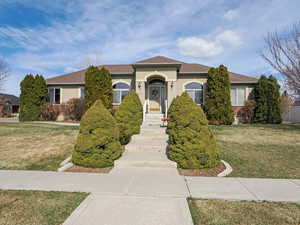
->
<box><xmin>184</xmin><ymin>82</ymin><xmax>203</xmax><ymax>104</ymax></box>
<box><xmin>113</xmin><ymin>82</ymin><xmax>130</xmax><ymax>104</ymax></box>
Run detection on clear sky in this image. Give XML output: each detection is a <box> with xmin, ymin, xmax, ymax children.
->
<box><xmin>1</xmin><ymin>0</ymin><xmax>300</xmax><ymax>96</ymax></box>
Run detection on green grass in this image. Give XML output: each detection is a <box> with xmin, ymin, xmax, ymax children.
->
<box><xmin>211</xmin><ymin>123</ymin><xmax>300</xmax><ymax>178</ymax></box>
<box><xmin>0</xmin><ymin>123</ymin><xmax>79</xmax><ymax>171</ymax></box>
<box><xmin>189</xmin><ymin>199</ymin><xmax>300</xmax><ymax>225</ymax></box>
<box><xmin>0</xmin><ymin>190</ymin><xmax>88</xmax><ymax>225</ymax></box>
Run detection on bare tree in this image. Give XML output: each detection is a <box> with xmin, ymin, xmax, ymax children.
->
<box><xmin>261</xmin><ymin>22</ymin><xmax>300</xmax><ymax>96</ymax></box>
<box><xmin>0</xmin><ymin>58</ymin><xmax>9</xmax><ymax>91</ymax></box>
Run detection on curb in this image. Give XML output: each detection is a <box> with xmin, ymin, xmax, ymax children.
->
<box><xmin>217</xmin><ymin>160</ymin><xmax>233</xmax><ymax>177</ymax></box>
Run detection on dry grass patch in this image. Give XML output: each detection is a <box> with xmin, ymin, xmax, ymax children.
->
<box><xmin>0</xmin><ymin>123</ymin><xmax>79</xmax><ymax>170</ymax></box>
<box><xmin>189</xmin><ymin>199</ymin><xmax>300</xmax><ymax>225</ymax></box>
<box><xmin>0</xmin><ymin>190</ymin><xmax>87</xmax><ymax>225</ymax></box>
<box><xmin>212</xmin><ymin>124</ymin><xmax>300</xmax><ymax>178</ymax></box>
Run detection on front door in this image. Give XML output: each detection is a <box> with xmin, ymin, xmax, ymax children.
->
<box><xmin>149</xmin><ymin>86</ymin><xmax>162</xmax><ymax>112</ymax></box>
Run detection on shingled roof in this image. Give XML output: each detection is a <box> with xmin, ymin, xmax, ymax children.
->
<box><xmin>46</xmin><ymin>56</ymin><xmax>257</xmax><ymax>84</ymax></box>
<box><xmin>0</xmin><ymin>93</ymin><xmax>19</xmax><ymax>105</ymax></box>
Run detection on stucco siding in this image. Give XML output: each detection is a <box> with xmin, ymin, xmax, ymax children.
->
<box><xmin>112</xmin><ymin>75</ymin><xmax>134</xmax><ymax>89</ymax></box>
<box><xmin>135</xmin><ymin>67</ymin><xmax>177</xmax><ymax>81</ymax></box>
<box><xmin>61</xmin><ymin>86</ymin><xmax>81</xmax><ymax>103</ymax></box>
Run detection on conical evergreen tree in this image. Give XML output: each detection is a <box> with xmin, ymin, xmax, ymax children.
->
<box><xmin>167</xmin><ymin>93</ymin><xmax>221</xmax><ymax>169</ymax></box>
<box><xmin>34</xmin><ymin>74</ymin><xmax>48</xmax><ymax>110</ymax></box>
<box><xmin>114</xmin><ymin>91</ymin><xmax>143</xmax><ymax>145</ymax></box>
<box><xmin>267</xmin><ymin>76</ymin><xmax>282</xmax><ymax>124</ymax></box>
<box><xmin>253</xmin><ymin>75</ymin><xmax>269</xmax><ymax>123</ymax></box>
<box><xmin>204</xmin><ymin>65</ymin><xmax>234</xmax><ymax>125</ymax></box>
<box><xmin>84</xmin><ymin>66</ymin><xmax>113</xmax><ymax>109</ymax></box>
<box><xmin>19</xmin><ymin>74</ymin><xmax>40</xmax><ymax>121</ymax></box>
<box><xmin>72</xmin><ymin>100</ymin><xmax>122</xmax><ymax>168</ymax></box>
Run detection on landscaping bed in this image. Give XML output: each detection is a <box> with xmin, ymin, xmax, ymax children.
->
<box><xmin>178</xmin><ymin>162</ymin><xmax>225</xmax><ymax>176</ymax></box>
<box><xmin>0</xmin><ymin>190</ymin><xmax>88</xmax><ymax>225</ymax></box>
<box><xmin>188</xmin><ymin>198</ymin><xmax>300</xmax><ymax>225</ymax></box>
<box><xmin>0</xmin><ymin>123</ymin><xmax>79</xmax><ymax>170</ymax></box>
<box><xmin>212</xmin><ymin>123</ymin><xmax>300</xmax><ymax>179</ymax></box>
<box><xmin>67</xmin><ymin>165</ymin><xmax>113</xmax><ymax>173</ymax></box>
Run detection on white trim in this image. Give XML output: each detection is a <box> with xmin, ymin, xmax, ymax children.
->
<box><xmin>112</xmin><ymin>82</ymin><xmax>130</xmax><ymax>105</ymax></box>
<box><xmin>142</xmin><ymin>72</ymin><xmax>169</xmax><ymax>82</ymax></box>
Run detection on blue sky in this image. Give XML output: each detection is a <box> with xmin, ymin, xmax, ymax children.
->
<box><xmin>1</xmin><ymin>0</ymin><xmax>300</xmax><ymax>96</ymax></box>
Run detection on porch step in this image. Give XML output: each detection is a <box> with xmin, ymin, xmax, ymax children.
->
<box><xmin>145</xmin><ymin>113</ymin><xmax>164</xmax><ymax>119</ymax></box>
<box><xmin>114</xmin><ymin>151</ymin><xmax>177</xmax><ymax>169</ymax></box>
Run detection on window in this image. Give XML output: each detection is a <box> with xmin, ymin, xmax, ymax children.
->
<box><xmin>113</xmin><ymin>82</ymin><xmax>130</xmax><ymax>104</ymax></box>
<box><xmin>231</xmin><ymin>87</ymin><xmax>245</xmax><ymax>106</ymax></box>
<box><xmin>184</xmin><ymin>82</ymin><xmax>203</xmax><ymax>104</ymax></box>
<box><xmin>80</xmin><ymin>87</ymin><xmax>84</xmax><ymax>98</ymax></box>
<box><xmin>48</xmin><ymin>88</ymin><xmax>61</xmax><ymax>104</ymax></box>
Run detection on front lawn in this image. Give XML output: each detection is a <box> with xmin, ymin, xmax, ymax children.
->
<box><xmin>189</xmin><ymin>199</ymin><xmax>300</xmax><ymax>225</ymax></box>
<box><xmin>0</xmin><ymin>123</ymin><xmax>79</xmax><ymax>170</ymax></box>
<box><xmin>0</xmin><ymin>190</ymin><xmax>87</xmax><ymax>225</ymax></box>
<box><xmin>212</xmin><ymin>123</ymin><xmax>300</xmax><ymax>178</ymax></box>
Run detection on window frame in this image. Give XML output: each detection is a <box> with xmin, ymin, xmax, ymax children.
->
<box><xmin>184</xmin><ymin>82</ymin><xmax>204</xmax><ymax>104</ymax></box>
<box><xmin>79</xmin><ymin>87</ymin><xmax>84</xmax><ymax>99</ymax></box>
<box><xmin>48</xmin><ymin>87</ymin><xmax>61</xmax><ymax>104</ymax></box>
<box><xmin>112</xmin><ymin>82</ymin><xmax>130</xmax><ymax>105</ymax></box>
<box><xmin>231</xmin><ymin>87</ymin><xmax>246</xmax><ymax>106</ymax></box>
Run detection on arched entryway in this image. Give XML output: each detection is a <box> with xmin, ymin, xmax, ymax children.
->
<box><xmin>146</xmin><ymin>76</ymin><xmax>167</xmax><ymax>113</ymax></box>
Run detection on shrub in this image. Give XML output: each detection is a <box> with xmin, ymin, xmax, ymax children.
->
<box><xmin>84</xmin><ymin>66</ymin><xmax>113</xmax><ymax>110</ymax></box>
<box><xmin>72</xmin><ymin>100</ymin><xmax>122</xmax><ymax>168</ymax></box>
<box><xmin>237</xmin><ymin>100</ymin><xmax>256</xmax><ymax>123</ymax></box>
<box><xmin>114</xmin><ymin>91</ymin><xmax>143</xmax><ymax>145</ymax></box>
<box><xmin>19</xmin><ymin>74</ymin><xmax>48</xmax><ymax>121</ymax></box>
<box><xmin>167</xmin><ymin>93</ymin><xmax>221</xmax><ymax>169</ymax></box>
<box><xmin>66</xmin><ymin>98</ymin><xmax>86</xmax><ymax>121</ymax></box>
<box><xmin>253</xmin><ymin>75</ymin><xmax>282</xmax><ymax>124</ymax></box>
<box><xmin>203</xmin><ymin>65</ymin><xmax>234</xmax><ymax>125</ymax></box>
<box><xmin>41</xmin><ymin>102</ymin><xmax>60</xmax><ymax>121</ymax></box>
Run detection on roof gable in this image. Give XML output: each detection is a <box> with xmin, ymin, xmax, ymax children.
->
<box><xmin>135</xmin><ymin>56</ymin><xmax>183</xmax><ymax>64</ymax></box>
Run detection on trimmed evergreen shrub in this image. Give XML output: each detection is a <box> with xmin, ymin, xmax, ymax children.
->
<box><xmin>204</xmin><ymin>65</ymin><xmax>235</xmax><ymax>125</ymax></box>
<box><xmin>84</xmin><ymin>66</ymin><xmax>113</xmax><ymax>109</ymax></box>
<box><xmin>167</xmin><ymin>93</ymin><xmax>221</xmax><ymax>169</ymax></box>
<box><xmin>114</xmin><ymin>91</ymin><xmax>143</xmax><ymax>145</ymax></box>
<box><xmin>72</xmin><ymin>100</ymin><xmax>122</xmax><ymax>168</ymax></box>
<box><xmin>253</xmin><ymin>75</ymin><xmax>282</xmax><ymax>124</ymax></box>
<box><xmin>19</xmin><ymin>74</ymin><xmax>48</xmax><ymax>121</ymax></box>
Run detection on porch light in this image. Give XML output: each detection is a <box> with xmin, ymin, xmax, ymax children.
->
<box><xmin>138</xmin><ymin>82</ymin><xmax>142</xmax><ymax>88</ymax></box>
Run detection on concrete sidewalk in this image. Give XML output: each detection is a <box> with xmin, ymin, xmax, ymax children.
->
<box><xmin>1</xmin><ymin>170</ymin><xmax>300</xmax><ymax>225</ymax></box>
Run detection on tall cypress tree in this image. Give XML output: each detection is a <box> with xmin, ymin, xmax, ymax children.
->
<box><xmin>19</xmin><ymin>74</ymin><xmax>39</xmax><ymax>121</ymax></box>
<box><xmin>253</xmin><ymin>75</ymin><xmax>269</xmax><ymax>123</ymax></box>
<box><xmin>204</xmin><ymin>65</ymin><xmax>234</xmax><ymax>125</ymax></box>
<box><xmin>34</xmin><ymin>75</ymin><xmax>48</xmax><ymax>110</ymax></box>
<box><xmin>19</xmin><ymin>74</ymin><xmax>48</xmax><ymax>121</ymax></box>
<box><xmin>267</xmin><ymin>76</ymin><xmax>282</xmax><ymax>124</ymax></box>
<box><xmin>84</xmin><ymin>66</ymin><xmax>112</xmax><ymax>109</ymax></box>
<box><xmin>253</xmin><ymin>75</ymin><xmax>282</xmax><ymax>124</ymax></box>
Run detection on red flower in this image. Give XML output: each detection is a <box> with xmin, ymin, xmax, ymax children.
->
<box><xmin>162</xmin><ymin>117</ymin><xmax>170</xmax><ymax>121</ymax></box>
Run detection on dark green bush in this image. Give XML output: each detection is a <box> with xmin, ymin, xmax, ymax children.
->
<box><xmin>84</xmin><ymin>66</ymin><xmax>112</xmax><ymax>110</ymax></box>
<box><xmin>253</xmin><ymin>75</ymin><xmax>282</xmax><ymax>124</ymax></box>
<box><xmin>72</xmin><ymin>100</ymin><xmax>122</xmax><ymax>168</ymax></box>
<box><xmin>19</xmin><ymin>74</ymin><xmax>47</xmax><ymax>121</ymax></box>
<box><xmin>204</xmin><ymin>65</ymin><xmax>234</xmax><ymax>125</ymax></box>
<box><xmin>167</xmin><ymin>93</ymin><xmax>221</xmax><ymax>169</ymax></box>
<box><xmin>114</xmin><ymin>91</ymin><xmax>143</xmax><ymax>145</ymax></box>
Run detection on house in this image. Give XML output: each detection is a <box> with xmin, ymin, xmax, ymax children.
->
<box><xmin>46</xmin><ymin>56</ymin><xmax>257</xmax><ymax>115</ymax></box>
<box><xmin>0</xmin><ymin>93</ymin><xmax>19</xmax><ymax>117</ymax></box>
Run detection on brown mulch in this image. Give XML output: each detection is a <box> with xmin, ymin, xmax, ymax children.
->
<box><xmin>178</xmin><ymin>162</ymin><xmax>225</xmax><ymax>176</ymax></box>
<box><xmin>67</xmin><ymin>165</ymin><xmax>113</xmax><ymax>173</ymax></box>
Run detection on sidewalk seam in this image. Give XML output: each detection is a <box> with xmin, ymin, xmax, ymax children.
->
<box><xmin>237</xmin><ymin>178</ymin><xmax>259</xmax><ymax>201</ymax></box>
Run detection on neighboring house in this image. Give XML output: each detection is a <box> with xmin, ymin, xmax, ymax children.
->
<box><xmin>46</xmin><ymin>56</ymin><xmax>257</xmax><ymax>115</ymax></box>
<box><xmin>0</xmin><ymin>93</ymin><xmax>19</xmax><ymax>117</ymax></box>
<box><xmin>283</xmin><ymin>98</ymin><xmax>300</xmax><ymax>122</ymax></box>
